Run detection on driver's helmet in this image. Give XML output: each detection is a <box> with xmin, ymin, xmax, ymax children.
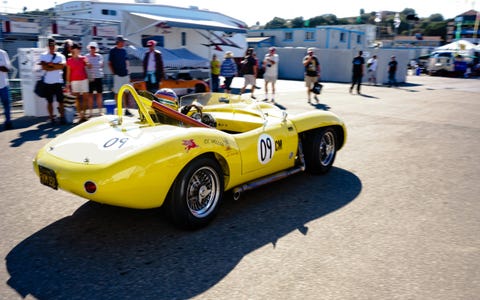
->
<box><xmin>154</xmin><ymin>88</ymin><xmax>179</xmax><ymax>110</ymax></box>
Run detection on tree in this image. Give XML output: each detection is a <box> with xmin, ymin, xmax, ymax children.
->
<box><xmin>259</xmin><ymin>7</ymin><xmax>449</xmax><ymax>39</ymax></box>
<box><xmin>290</xmin><ymin>17</ymin><xmax>305</xmax><ymax>28</ymax></box>
<box><xmin>428</xmin><ymin>14</ymin><xmax>444</xmax><ymax>22</ymax></box>
<box><xmin>264</xmin><ymin>17</ymin><xmax>288</xmax><ymax>29</ymax></box>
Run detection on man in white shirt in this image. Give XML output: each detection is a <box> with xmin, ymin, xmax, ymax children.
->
<box><xmin>0</xmin><ymin>48</ymin><xmax>12</xmax><ymax>130</ymax></box>
<box><xmin>367</xmin><ymin>55</ymin><xmax>378</xmax><ymax>86</ymax></box>
<box><xmin>262</xmin><ymin>47</ymin><xmax>279</xmax><ymax>102</ymax></box>
<box><xmin>39</xmin><ymin>38</ymin><xmax>67</xmax><ymax>124</ymax></box>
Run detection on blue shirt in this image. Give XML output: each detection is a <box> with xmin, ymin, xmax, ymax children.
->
<box><xmin>108</xmin><ymin>47</ymin><xmax>128</xmax><ymax>76</ymax></box>
<box><xmin>220</xmin><ymin>58</ymin><xmax>237</xmax><ymax>77</ymax></box>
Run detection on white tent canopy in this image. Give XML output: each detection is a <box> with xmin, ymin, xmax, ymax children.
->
<box><xmin>435</xmin><ymin>39</ymin><xmax>476</xmax><ymax>51</ymax></box>
<box><xmin>434</xmin><ymin>40</ymin><xmax>477</xmax><ymax>58</ymax></box>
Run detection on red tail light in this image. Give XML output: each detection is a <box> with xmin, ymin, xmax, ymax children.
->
<box><xmin>84</xmin><ymin>181</ymin><xmax>97</xmax><ymax>194</ymax></box>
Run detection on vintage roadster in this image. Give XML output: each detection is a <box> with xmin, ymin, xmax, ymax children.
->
<box><xmin>33</xmin><ymin>84</ymin><xmax>347</xmax><ymax>229</ymax></box>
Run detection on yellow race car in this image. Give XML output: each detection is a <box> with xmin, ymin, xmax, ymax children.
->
<box><xmin>33</xmin><ymin>84</ymin><xmax>347</xmax><ymax>229</ymax></box>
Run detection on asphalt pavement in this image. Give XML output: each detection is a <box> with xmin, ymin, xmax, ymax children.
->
<box><xmin>1</xmin><ymin>74</ymin><xmax>479</xmax><ymax>300</ymax></box>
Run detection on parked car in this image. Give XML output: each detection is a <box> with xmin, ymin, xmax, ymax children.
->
<box><xmin>33</xmin><ymin>84</ymin><xmax>347</xmax><ymax>229</ymax></box>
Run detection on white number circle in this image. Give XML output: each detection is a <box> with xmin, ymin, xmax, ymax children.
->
<box><xmin>258</xmin><ymin>134</ymin><xmax>275</xmax><ymax>165</ymax></box>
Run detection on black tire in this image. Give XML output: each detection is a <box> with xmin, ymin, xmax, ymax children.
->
<box><xmin>166</xmin><ymin>156</ymin><xmax>224</xmax><ymax>229</ymax></box>
<box><xmin>303</xmin><ymin>128</ymin><xmax>337</xmax><ymax>175</ymax></box>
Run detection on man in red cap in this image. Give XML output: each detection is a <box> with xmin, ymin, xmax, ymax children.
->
<box><xmin>143</xmin><ymin>40</ymin><xmax>164</xmax><ymax>93</ymax></box>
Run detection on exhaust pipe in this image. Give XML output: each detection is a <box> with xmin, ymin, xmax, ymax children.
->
<box><xmin>232</xmin><ymin>165</ymin><xmax>305</xmax><ymax>200</ymax></box>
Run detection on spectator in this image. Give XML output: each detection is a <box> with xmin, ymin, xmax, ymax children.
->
<box><xmin>367</xmin><ymin>54</ymin><xmax>378</xmax><ymax>86</ymax></box>
<box><xmin>388</xmin><ymin>55</ymin><xmax>398</xmax><ymax>87</ymax></box>
<box><xmin>303</xmin><ymin>48</ymin><xmax>320</xmax><ymax>103</ymax></box>
<box><xmin>39</xmin><ymin>38</ymin><xmax>66</xmax><ymax>125</ymax></box>
<box><xmin>220</xmin><ymin>51</ymin><xmax>237</xmax><ymax>94</ymax></box>
<box><xmin>262</xmin><ymin>47</ymin><xmax>279</xmax><ymax>102</ymax></box>
<box><xmin>143</xmin><ymin>39</ymin><xmax>164</xmax><ymax>93</ymax></box>
<box><xmin>240</xmin><ymin>48</ymin><xmax>258</xmax><ymax>99</ymax></box>
<box><xmin>86</xmin><ymin>41</ymin><xmax>104</xmax><ymax>116</ymax></box>
<box><xmin>61</xmin><ymin>39</ymin><xmax>73</xmax><ymax>85</ymax></box>
<box><xmin>108</xmin><ymin>35</ymin><xmax>131</xmax><ymax>115</ymax></box>
<box><xmin>349</xmin><ymin>50</ymin><xmax>365</xmax><ymax>94</ymax></box>
<box><xmin>210</xmin><ymin>54</ymin><xmax>220</xmax><ymax>92</ymax></box>
<box><xmin>0</xmin><ymin>48</ymin><xmax>12</xmax><ymax>130</ymax></box>
<box><xmin>66</xmin><ymin>43</ymin><xmax>90</xmax><ymax>122</ymax></box>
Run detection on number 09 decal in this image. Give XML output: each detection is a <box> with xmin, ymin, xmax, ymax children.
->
<box><xmin>258</xmin><ymin>134</ymin><xmax>275</xmax><ymax>164</ymax></box>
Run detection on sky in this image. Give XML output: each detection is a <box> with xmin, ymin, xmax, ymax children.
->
<box><xmin>7</xmin><ymin>0</ymin><xmax>479</xmax><ymax>26</ymax></box>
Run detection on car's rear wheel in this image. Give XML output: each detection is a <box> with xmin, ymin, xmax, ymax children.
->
<box><xmin>166</xmin><ymin>156</ymin><xmax>224</xmax><ymax>229</ymax></box>
<box><xmin>303</xmin><ymin>128</ymin><xmax>337</xmax><ymax>174</ymax></box>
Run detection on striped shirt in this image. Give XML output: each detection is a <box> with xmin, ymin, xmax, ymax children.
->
<box><xmin>86</xmin><ymin>53</ymin><xmax>104</xmax><ymax>79</ymax></box>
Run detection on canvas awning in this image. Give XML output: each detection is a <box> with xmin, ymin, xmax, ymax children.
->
<box><xmin>129</xmin><ymin>12</ymin><xmax>247</xmax><ymax>33</ymax></box>
<box><xmin>127</xmin><ymin>46</ymin><xmax>209</xmax><ymax>69</ymax></box>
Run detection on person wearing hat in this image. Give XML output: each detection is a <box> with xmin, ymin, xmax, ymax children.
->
<box><xmin>142</xmin><ymin>39</ymin><xmax>164</xmax><ymax>93</ymax></box>
<box><xmin>262</xmin><ymin>47</ymin><xmax>279</xmax><ymax>102</ymax></box>
<box><xmin>86</xmin><ymin>41</ymin><xmax>104</xmax><ymax>115</ymax></box>
<box><xmin>387</xmin><ymin>55</ymin><xmax>398</xmax><ymax>87</ymax></box>
<box><xmin>303</xmin><ymin>47</ymin><xmax>320</xmax><ymax>103</ymax></box>
<box><xmin>220</xmin><ymin>51</ymin><xmax>237</xmax><ymax>94</ymax></box>
<box><xmin>66</xmin><ymin>43</ymin><xmax>90</xmax><ymax>122</ymax></box>
<box><xmin>108</xmin><ymin>35</ymin><xmax>131</xmax><ymax>115</ymax></box>
<box><xmin>39</xmin><ymin>38</ymin><xmax>67</xmax><ymax>124</ymax></box>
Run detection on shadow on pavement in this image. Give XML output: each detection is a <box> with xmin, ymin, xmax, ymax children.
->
<box><xmin>8</xmin><ymin>116</ymin><xmax>74</xmax><ymax>147</ymax></box>
<box><xmin>6</xmin><ymin>167</ymin><xmax>361</xmax><ymax>299</ymax></box>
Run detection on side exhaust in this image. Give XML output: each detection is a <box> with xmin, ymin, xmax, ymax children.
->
<box><xmin>232</xmin><ymin>165</ymin><xmax>305</xmax><ymax>200</ymax></box>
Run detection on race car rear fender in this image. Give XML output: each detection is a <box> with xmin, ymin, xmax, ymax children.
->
<box><xmin>289</xmin><ymin>111</ymin><xmax>347</xmax><ymax>150</ymax></box>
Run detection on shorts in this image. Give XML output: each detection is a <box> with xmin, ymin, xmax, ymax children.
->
<box><xmin>263</xmin><ymin>74</ymin><xmax>277</xmax><ymax>83</ymax></box>
<box><xmin>243</xmin><ymin>74</ymin><xmax>256</xmax><ymax>86</ymax></box>
<box><xmin>44</xmin><ymin>83</ymin><xmax>64</xmax><ymax>104</ymax></box>
<box><xmin>113</xmin><ymin>75</ymin><xmax>131</xmax><ymax>94</ymax></box>
<box><xmin>71</xmin><ymin>79</ymin><xmax>89</xmax><ymax>93</ymax></box>
<box><xmin>89</xmin><ymin>78</ymin><xmax>103</xmax><ymax>93</ymax></box>
<box><xmin>305</xmin><ymin>75</ymin><xmax>318</xmax><ymax>88</ymax></box>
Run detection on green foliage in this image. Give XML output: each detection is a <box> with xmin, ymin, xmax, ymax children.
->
<box><xmin>259</xmin><ymin>7</ymin><xmax>449</xmax><ymax>39</ymax></box>
<box><xmin>264</xmin><ymin>17</ymin><xmax>289</xmax><ymax>29</ymax></box>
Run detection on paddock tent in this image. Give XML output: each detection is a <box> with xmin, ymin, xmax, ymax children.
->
<box><xmin>435</xmin><ymin>40</ymin><xmax>476</xmax><ymax>57</ymax></box>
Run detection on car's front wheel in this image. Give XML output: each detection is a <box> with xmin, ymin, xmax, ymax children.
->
<box><xmin>166</xmin><ymin>156</ymin><xmax>224</xmax><ymax>229</ymax></box>
<box><xmin>303</xmin><ymin>128</ymin><xmax>337</xmax><ymax>174</ymax></box>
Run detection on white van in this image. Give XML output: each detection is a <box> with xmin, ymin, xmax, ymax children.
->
<box><xmin>427</xmin><ymin>51</ymin><xmax>455</xmax><ymax>75</ymax></box>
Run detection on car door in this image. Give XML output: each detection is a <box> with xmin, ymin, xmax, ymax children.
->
<box><xmin>233</xmin><ymin>118</ymin><xmax>298</xmax><ymax>182</ymax></box>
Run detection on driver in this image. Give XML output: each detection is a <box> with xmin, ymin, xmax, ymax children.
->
<box><xmin>153</xmin><ymin>88</ymin><xmax>178</xmax><ymax>110</ymax></box>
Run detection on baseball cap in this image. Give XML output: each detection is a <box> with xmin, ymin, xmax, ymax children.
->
<box><xmin>147</xmin><ymin>40</ymin><xmax>157</xmax><ymax>46</ymax></box>
<box><xmin>48</xmin><ymin>38</ymin><xmax>56</xmax><ymax>46</ymax></box>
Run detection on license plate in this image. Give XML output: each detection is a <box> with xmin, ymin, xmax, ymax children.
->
<box><xmin>39</xmin><ymin>165</ymin><xmax>58</xmax><ymax>190</ymax></box>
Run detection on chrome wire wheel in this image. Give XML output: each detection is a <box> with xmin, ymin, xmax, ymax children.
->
<box><xmin>303</xmin><ymin>128</ymin><xmax>338</xmax><ymax>175</ymax></box>
<box><xmin>167</xmin><ymin>157</ymin><xmax>224</xmax><ymax>229</ymax></box>
<box><xmin>186</xmin><ymin>166</ymin><xmax>221</xmax><ymax>218</ymax></box>
<box><xmin>319</xmin><ymin>130</ymin><xmax>336</xmax><ymax>167</ymax></box>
